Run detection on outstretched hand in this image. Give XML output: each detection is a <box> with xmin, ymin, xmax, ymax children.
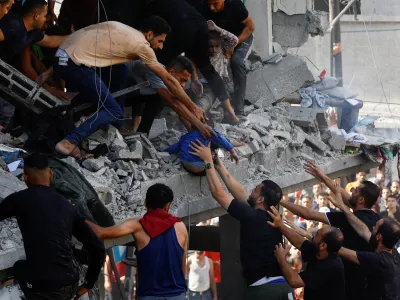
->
<box><xmin>267</xmin><ymin>206</ymin><xmax>284</xmax><ymax>229</ymax></box>
<box><xmin>207</xmin><ymin>20</ymin><xmax>221</xmax><ymax>32</ymax></box>
<box><xmin>230</xmin><ymin>149</ymin><xmax>239</xmax><ymax>164</ymax></box>
<box><xmin>189</xmin><ymin>140</ymin><xmax>213</xmax><ymax>163</ymax></box>
<box><xmin>328</xmin><ymin>183</ymin><xmax>346</xmax><ymax>211</ymax></box>
<box><xmin>274</xmin><ymin>243</ymin><xmax>287</xmax><ymax>262</ymax></box>
<box><xmin>304</xmin><ymin>160</ymin><xmax>325</xmax><ymax>181</ymax></box>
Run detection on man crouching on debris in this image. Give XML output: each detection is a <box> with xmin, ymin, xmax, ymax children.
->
<box><xmin>0</xmin><ymin>153</ymin><xmax>105</xmax><ymax>299</ymax></box>
<box><xmin>87</xmin><ymin>183</ymin><xmax>188</xmax><ymax>300</ymax></box>
<box><xmin>189</xmin><ymin>140</ymin><xmax>294</xmax><ymax>300</ymax></box>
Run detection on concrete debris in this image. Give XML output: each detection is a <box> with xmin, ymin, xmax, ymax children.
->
<box><xmin>249</xmin><ymin>140</ymin><xmax>261</xmax><ymax>153</ymax></box>
<box><xmin>304</xmin><ymin>132</ymin><xmax>329</xmax><ymax>154</ymax></box>
<box><xmin>236</xmin><ymin>144</ymin><xmax>254</xmax><ymax>157</ymax></box>
<box><xmin>328</xmin><ymin>132</ymin><xmax>346</xmax><ymax>151</ymax></box>
<box><xmin>82</xmin><ymin>157</ymin><xmax>106</xmax><ymax>172</ymax></box>
<box><xmin>158</xmin><ymin>152</ymin><xmax>170</xmax><ymax>163</ymax></box>
<box><xmin>264</xmin><ymin>53</ymin><xmax>283</xmax><ymax>64</ymax></box>
<box><xmin>270</xmin><ymin>130</ymin><xmax>291</xmax><ymax>140</ymax></box>
<box><xmin>116</xmin><ymin>169</ymin><xmax>128</xmax><ymax>177</ymax></box>
<box><xmin>141</xmin><ymin>170</ymin><xmax>149</xmax><ymax>181</ymax></box>
<box><xmin>148</xmin><ymin>118</ymin><xmax>168</xmax><ymax>140</ymax></box>
<box><xmin>111</xmin><ymin>148</ymin><xmax>142</xmax><ymax>161</ymax></box>
<box><xmin>110</xmin><ymin>139</ymin><xmax>128</xmax><ymax>152</ymax></box>
<box><xmin>252</xmin><ymin>124</ymin><xmax>268</xmax><ymax>135</ymax></box>
<box><xmin>247</xmin><ymin>113</ymin><xmax>271</xmax><ymax>128</ymax></box>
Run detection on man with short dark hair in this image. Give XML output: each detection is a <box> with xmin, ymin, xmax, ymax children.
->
<box><xmin>52</xmin><ymin>16</ymin><xmax>211</xmax><ymax>159</ymax></box>
<box><xmin>0</xmin><ymin>153</ymin><xmax>105</xmax><ymax>300</ymax></box>
<box><xmin>204</xmin><ymin>0</ymin><xmax>255</xmax><ymax>116</ymax></box>
<box><xmin>391</xmin><ymin>180</ymin><xmax>400</xmax><ymax>202</ymax></box>
<box><xmin>268</xmin><ymin>206</ymin><xmax>345</xmax><ymax>300</ymax></box>
<box><xmin>282</xmin><ymin>161</ymin><xmax>381</xmax><ymax>300</ymax></box>
<box><xmin>88</xmin><ymin>183</ymin><xmax>188</xmax><ymax>300</ymax></box>
<box><xmin>380</xmin><ymin>195</ymin><xmax>400</xmax><ymax>223</ymax></box>
<box><xmin>127</xmin><ymin>56</ymin><xmax>212</xmax><ymax>136</ymax></box>
<box><xmin>189</xmin><ymin>141</ymin><xmax>294</xmax><ymax>299</ymax></box>
<box><xmin>329</xmin><ymin>190</ymin><xmax>400</xmax><ymax>300</ymax></box>
<box><xmin>346</xmin><ymin>171</ymin><xmax>367</xmax><ymax>193</ymax></box>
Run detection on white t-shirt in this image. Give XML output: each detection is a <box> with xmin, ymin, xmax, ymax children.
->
<box><xmin>188</xmin><ymin>255</ymin><xmax>210</xmax><ymax>292</ymax></box>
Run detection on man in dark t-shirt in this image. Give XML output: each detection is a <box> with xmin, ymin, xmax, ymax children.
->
<box><xmin>330</xmin><ymin>192</ymin><xmax>400</xmax><ymax>300</ymax></box>
<box><xmin>0</xmin><ymin>153</ymin><xmax>105</xmax><ymax>300</ymax></box>
<box><xmin>204</xmin><ymin>0</ymin><xmax>255</xmax><ymax>116</ymax></box>
<box><xmin>282</xmin><ymin>161</ymin><xmax>382</xmax><ymax>300</ymax></box>
<box><xmin>268</xmin><ymin>207</ymin><xmax>345</xmax><ymax>300</ymax></box>
<box><xmin>189</xmin><ymin>141</ymin><xmax>293</xmax><ymax>300</ymax></box>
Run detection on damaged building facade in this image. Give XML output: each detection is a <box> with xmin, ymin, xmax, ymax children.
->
<box><xmin>0</xmin><ymin>0</ymin><xmax>395</xmax><ymax>299</ymax></box>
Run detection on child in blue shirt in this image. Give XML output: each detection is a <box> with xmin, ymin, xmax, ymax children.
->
<box><xmin>165</xmin><ymin>129</ymin><xmax>239</xmax><ymax>176</ymax></box>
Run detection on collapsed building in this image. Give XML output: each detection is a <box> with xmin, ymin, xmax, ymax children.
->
<box><xmin>0</xmin><ymin>0</ymin><xmax>397</xmax><ymax>299</ymax></box>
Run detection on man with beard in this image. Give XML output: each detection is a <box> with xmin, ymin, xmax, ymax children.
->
<box><xmin>268</xmin><ymin>206</ymin><xmax>345</xmax><ymax>300</ymax></box>
<box><xmin>329</xmin><ymin>189</ymin><xmax>400</xmax><ymax>300</ymax></box>
<box><xmin>280</xmin><ymin>161</ymin><xmax>381</xmax><ymax>300</ymax></box>
<box><xmin>188</xmin><ymin>141</ymin><xmax>294</xmax><ymax>300</ymax></box>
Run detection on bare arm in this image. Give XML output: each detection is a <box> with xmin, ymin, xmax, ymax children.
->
<box><xmin>20</xmin><ymin>46</ymin><xmax>40</xmax><ymax>82</ymax></box>
<box><xmin>148</xmin><ymin>64</ymin><xmax>205</xmax><ymax>121</ymax></box>
<box><xmin>338</xmin><ymin>247</ymin><xmax>360</xmax><ymax>264</ymax></box>
<box><xmin>86</xmin><ymin>219</ymin><xmax>140</xmax><ymax>240</ymax></box>
<box><xmin>237</xmin><ymin>16</ymin><xmax>255</xmax><ymax>44</ymax></box>
<box><xmin>209</xmin><ymin>258</ymin><xmax>217</xmax><ymax>299</ymax></box>
<box><xmin>268</xmin><ymin>207</ymin><xmax>307</xmax><ymax>250</ymax></box>
<box><xmin>284</xmin><ymin>219</ymin><xmax>313</xmax><ymax>240</ymax></box>
<box><xmin>280</xmin><ymin>200</ymin><xmax>329</xmax><ymax>224</ymax></box>
<box><xmin>304</xmin><ymin>161</ymin><xmax>351</xmax><ymax>207</ymax></box>
<box><xmin>275</xmin><ymin>244</ymin><xmax>305</xmax><ymax>288</ymax></box>
<box><xmin>36</xmin><ymin>35</ymin><xmax>68</xmax><ymax>48</ymax></box>
<box><xmin>189</xmin><ymin>141</ymin><xmax>234</xmax><ymax>210</ymax></box>
<box><xmin>0</xmin><ymin>29</ymin><xmax>4</xmax><ymax>42</ymax></box>
<box><xmin>214</xmin><ymin>155</ymin><xmax>248</xmax><ymax>202</ymax></box>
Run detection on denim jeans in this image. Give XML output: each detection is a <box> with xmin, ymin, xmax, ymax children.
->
<box><xmin>188</xmin><ymin>289</ymin><xmax>212</xmax><ymax>300</ymax></box>
<box><xmin>231</xmin><ymin>34</ymin><xmax>253</xmax><ymax>115</ymax></box>
<box><xmin>139</xmin><ymin>293</ymin><xmax>186</xmax><ymax>300</ymax></box>
<box><xmin>53</xmin><ymin>59</ymin><xmax>127</xmax><ymax>145</ymax></box>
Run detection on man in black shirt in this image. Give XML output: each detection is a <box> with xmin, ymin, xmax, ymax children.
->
<box><xmin>189</xmin><ymin>141</ymin><xmax>294</xmax><ymax>300</ymax></box>
<box><xmin>268</xmin><ymin>206</ymin><xmax>345</xmax><ymax>300</ymax></box>
<box><xmin>0</xmin><ymin>153</ymin><xmax>105</xmax><ymax>300</ymax></box>
<box><xmin>329</xmin><ymin>189</ymin><xmax>400</xmax><ymax>300</ymax></box>
<box><xmin>142</xmin><ymin>0</ymin><xmax>239</xmax><ymax>124</ymax></box>
<box><xmin>204</xmin><ymin>0</ymin><xmax>255</xmax><ymax>116</ymax></box>
<box><xmin>282</xmin><ymin>161</ymin><xmax>381</xmax><ymax>300</ymax></box>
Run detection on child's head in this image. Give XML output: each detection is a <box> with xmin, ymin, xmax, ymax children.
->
<box><xmin>208</xmin><ymin>31</ymin><xmax>222</xmax><ymax>58</ymax></box>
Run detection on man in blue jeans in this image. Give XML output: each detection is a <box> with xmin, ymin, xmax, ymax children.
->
<box><xmin>53</xmin><ymin>16</ymin><xmax>210</xmax><ymax>159</ymax></box>
<box><xmin>204</xmin><ymin>0</ymin><xmax>255</xmax><ymax>116</ymax></box>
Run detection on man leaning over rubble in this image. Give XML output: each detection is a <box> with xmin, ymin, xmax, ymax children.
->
<box><xmin>281</xmin><ymin>160</ymin><xmax>381</xmax><ymax>300</ymax></box>
<box><xmin>88</xmin><ymin>183</ymin><xmax>188</xmax><ymax>300</ymax></box>
<box><xmin>0</xmin><ymin>153</ymin><xmax>105</xmax><ymax>299</ymax></box>
<box><xmin>50</xmin><ymin>16</ymin><xmax>210</xmax><ymax>160</ymax></box>
<box><xmin>189</xmin><ymin>140</ymin><xmax>294</xmax><ymax>300</ymax></box>
<box><xmin>126</xmin><ymin>55</ymin><xmax>214</xmax><ymax>137</ymax></box>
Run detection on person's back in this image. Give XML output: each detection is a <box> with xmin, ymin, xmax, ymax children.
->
<box><xmin>136</xmin><ymin>225</ymin><xmax>186</xmax><ymax>297</ymax></box>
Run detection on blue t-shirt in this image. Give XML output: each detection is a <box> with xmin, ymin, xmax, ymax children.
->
<box><xmin>126</xmin><ymin>60</ymin><xmax>166</xmax><ymax>95</ymax></box>
<box><xmin>0</xmin><ymin>14</ymin><xmax>45</xmax><ymax>63</ymax></box>
<box><xmin>165</xmin><ymin>129</ymin><xmax>233</xmax><ymax>167</ymax></box>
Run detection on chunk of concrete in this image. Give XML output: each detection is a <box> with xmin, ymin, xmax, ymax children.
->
<box><xmin>254</xmin><ymin>148</ymin><xmax>280</xmax><ymax>170</ymax></box>
<box><xmin>110</xmin><ymin>139</ymin><xmax>128</xmax><ymax>152</ymax></box>
<box><xmin>148</xmin><ymin>118</ymin><xmax>168</xmax><ymax>140</ymax></box>
<box><xmin>236</xmin><ymin>144</ymin><xmax>254</xmax><ymax>157</ymax></box>
<box><xmin>158</xmin><ymin>152</ymin><xmax>170</xmax><ymax>163</ymax></box>
<box><xmin>129</xmin><ymin>141</ymin><xmax>143</xmax><ymax>159</ymax></box>
<box><xmin>116</xmin><ymin>169</ymin><xmax>128</xmax><ymax>177</ymax></box>
<box><xmin>245</xmin><ymin>68</ymin><xmax>275</xmax><ymax>105</ymax></box>
<box><xmin>328</xmin><ymin>132</ymin><xmax>346</xmax><ymax>151</ymax></box>
<box><xmin>270</xmin><ymin>130</ymin><xmax>291</xmax><ymax>140</ymax></box>
<box><xmin>261</xmin><ymin>134</ymin><xmax>275</xmax><ymax>146</ymax></box>
<box><xmin>249</xmin><ymin>140</ymin><xmax>260</xmax><ymax>153</ymax></box>
<box><xmin>272</xmin><ymin>12</ymin><xmax>309</xmax><ymax>48</ymax></box>
<box><xmin>82</xmin><ymin>158</ymin><xmax>105</xmax><ymax>172</ymax></box>
<box><xmin>287</xmin><ymin>106</ymin><xmax>319</xmax><ymax>129</ymax></box>
<box><xmin>248</xmin><ymin>114</ymin><xmax>271</xmax><ymax>128</ymax></box>
<box><xmin>167</xmin><ymin>137</ymin><xmax>179</xmax><ymax>146</ymax></box>
<box><xmin>252</xmin><ymin>124</ymin><xmax>269</xmax><ymax>136</ymax></box>
<box><xmin>304</xmin><ymin>133</ymin><xmax>329</xmax><ymax>154</ymax></box>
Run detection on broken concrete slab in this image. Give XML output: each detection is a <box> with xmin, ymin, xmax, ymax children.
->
<box><xmin>270</xmin><ymin>130</ymin><xmax>291</xmax><ymax>140</ymax></box>
<box><xmin>236</xmin><ymin>144</ymin><xmax>254</xmax><ymax>157</ymax></box>
<box><xmin>116</xmin><ymin>169</ymin><xmax>128</xmax><ymax>177</ymax></box>
<box><xmin>148</xmin><ymin>118</ymin><xmax>168</xmax><ymax>140</ymax></box>
<box><xmin>249</xmin><ymin>140</ymin><xmax>260</xmax><ymax>153</ymax></box>
<box><xmin>304</xmin><ymin>132</ymin><xmax>329</xmax><ymax>154</ymax></box>
<box><xmin>308</xmin><ymin>10</ymin><xmax>329</xmax><ymax>37</ymax></box>
<box><xmin>261</xmin><ymin>134</ymin><xmax>275</xmax><ymax>146</ymax></box>
<box><xmin>110</xmin><ymin>139</ymin><xmax>128</xmax><ymax>152</ymax></box>
<box><xmin>272</xmin><ymin>11</ymin><xmax>309</xmax><ymax>48</ymax></box>
<box><xmin>328</xmin><ymin>132</ymin><xmax>346</xmax><ymax>151</ymax></box>
<box><xmin>252</xmin><ymin>124</ymin><xmax>269</xmax><ymax>135</ymax></box>
<box><xmin>247</xmin><ymin>114</ymin><xmax>271</xmax><ymax>128</ymax></box>
<box><xmin>287</xmin><ymin>106</ymin><xmax>320</xmax><ymax>129</ymax></box>
<box><xmin>158</xmin><ymin>152</ymin><xmax>170</xmax><ymax>163</ymax></box>
<box><xmin>82</xmin><ymin>157</ymin><xmax>105</xmax><ymax>172</ymax></box>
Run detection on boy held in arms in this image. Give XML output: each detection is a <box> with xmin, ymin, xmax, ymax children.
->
<box><xmin>165</xmin><ymin>124</ymin><xmax>239</xmax><ymax>176</ymax></box>
<box><xmin>194</xmin><ymin>20</ymin><xmax>239</xmax><ymax>123</ymax></box>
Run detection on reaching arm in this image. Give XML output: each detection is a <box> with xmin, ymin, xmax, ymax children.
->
<box><xmin>304</xmin><ymin>161</ymin><xmax>351</xmax><ymax>207</ymax></box>
<box><xmin>148</xmin><ymin>64</ymin><xmax>206</xmax><ymax>123</ymax></box>
<box><xmin>156</xmin><ymin>88</ymin><xmax>214</xmax><ymax>138</ymax></box>
<box><xmin>189</xmin><ymin>141</ymin><xmax>234</xmax><ymax>210</ymax></box>
<box><xmin>338</xmin><ymin>247</ymin><xmax>360</xmax><ymax>265</ymax></box>
<box><xmin>284</xmin><ymin>219</ymin><xmax>313</xmax><ymax>240</ymax></box>
<box><xmin>36</xmin><ymin>34</ymin><xmax>68</xmax><ymax>48</ymax></box>
<box><xmin>213</xmin><ymin>155</ymin><xmax>248</xmax><ymax>201</ymax></box>
<box><xmin>280</xmin><ymin>200</ymin><xmax>329</xmax><ymax>224</ymax></box>
<box><xmin>86</xmin><ymin>219</ymin><xmax>141</xmax><ymax>240</ymax></box>
<box><xmin>237</xmin><ymin>16</ymin><xmax>255</xmax><ymax>44</ymax></box>
<box><xmin>275</xmin><ymin>244</ymin><xmax>305</xmax><ymax>288</ymax></box>
<box><xmin>268</xmin><ymin>207</ymin><xmax>307</xmax><ymax>250</ymax></box>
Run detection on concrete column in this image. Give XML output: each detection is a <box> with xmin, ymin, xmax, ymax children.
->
<box><xmin>220</xmin><ymin>214</ymin><xmax>246</xmax><ymax>300</ymax></box>
<box><xmin>246</xmin><ymin>0</ymin><xmax>272</xmax><ymax>60</ymax></box>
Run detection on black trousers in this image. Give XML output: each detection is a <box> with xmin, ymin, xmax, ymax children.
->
<box><xmin>132</xmin><ymin>94</ymin><xmax>164</xmax><ymax>134</ymax></box>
